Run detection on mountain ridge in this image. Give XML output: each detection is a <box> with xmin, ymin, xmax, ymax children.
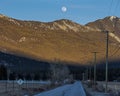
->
<box><xmin>0</xmin><ymin>14</ymin><xmax>120</xmax><ymax>65</ymax></box>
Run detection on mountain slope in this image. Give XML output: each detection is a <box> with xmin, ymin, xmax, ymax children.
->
<box><xmin>0</xmin><ymin>14</ymin><xmax>120</xmax><ymax>64</ymax></box>
<box><xmin>86</xmin><ymin>16</ymin><xmax>120</xmax><ymax>62</ymax></box>
<box><xmin>86</xmin><ymin>16</ymin><xmax>120</xmax><ymax>40</ymax></box>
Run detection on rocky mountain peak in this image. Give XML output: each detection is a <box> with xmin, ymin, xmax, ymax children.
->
<box><xmin>109</xmin><ymin>16</ymin><xmax>117</xmax><ymax>21</ymax></box>
<box><xmin>41</xmin><ymin>19</ymin><xmax>83</xmax><ymax>32</ymax></box>
<box><xmin>103</xmin><ymin>16</ymin><xmax>119</xmax><ymax>22</ymax></box>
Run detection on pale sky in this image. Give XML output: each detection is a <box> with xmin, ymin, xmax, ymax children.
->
<box><xmin>0</xmin><ymin>0</ymin><xmax>120</xmax><ymax>24</ymax></box>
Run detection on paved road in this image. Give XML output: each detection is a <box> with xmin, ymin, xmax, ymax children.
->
<box><xmin>35</xmin><ymin>81</ymin><xmax>86</xmax><ymax>96</ymax></box>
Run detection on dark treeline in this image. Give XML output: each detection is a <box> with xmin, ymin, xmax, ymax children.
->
<box><xmin>0</xmin><ymin>51</ymin><xmax>120</xmax><ymax>81</ymax></box>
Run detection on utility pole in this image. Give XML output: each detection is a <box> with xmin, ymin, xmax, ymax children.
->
<box><xmin>89</xmin><ymin>62</ymin><xmax>92</xmax><ymax>80</ymax></box>
<box><xmin>86</xmin><ymin>66</ymin><xmax>89</xmax><ymax>80</ymax></box>
<box><xmin>82</xmin><ymin>73</ymin><xmax>85</xmax><ymax>81</ymax></box>
<box><xmin>92</xmin><ymin>52</ymin><xmax>98</xmax><ymax>89</ymax></box>
<box><xmin>105</xmin><ymin>31</ymin><xmax>109</xmax><ymax>93</ymax></box>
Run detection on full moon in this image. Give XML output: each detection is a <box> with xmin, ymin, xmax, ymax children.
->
<box><xmin>61</xmin><ymin>6</ymin><xmax>67</xmax><ymax>12</ymax></box>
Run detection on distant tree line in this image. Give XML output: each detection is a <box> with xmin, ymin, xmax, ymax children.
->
<box><xmin>0</xmin><ymin>63</ymin><xmax>120</xmax><ymax>81</ymax></box>
<box><xmin>0</xmin><ymin>65</ymin><xmax>7</xmax><ymax>79</ymax></box>
<box><xmin>83</xmin><ymin>66</ymin><xmax>120</xmax><ymax>81</ymax></box>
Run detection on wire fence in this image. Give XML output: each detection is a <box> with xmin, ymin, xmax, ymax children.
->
<box><xmin>0</xmin><ymin>80</ymin><xmax>50</xmax><ymax>96</ymax></box>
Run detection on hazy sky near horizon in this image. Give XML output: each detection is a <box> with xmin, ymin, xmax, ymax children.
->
<box><xmin>0</xmin><ymin>0</ymin><xmax>120</xmax><ymax>24</ymax></box>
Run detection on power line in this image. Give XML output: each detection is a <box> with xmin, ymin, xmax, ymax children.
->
<box><xmin>117</xmin><ymin>47</ymin><xmax>120</xmax><ymax>57</ymax></box>
<box><xmin>108</xmin><ymin>18</ymin><xmax>120</xmax><ymax>57</ymax></box>
<box><xmin>108</xmin><ymin>0</ymin><xmax>114</xmax><ymax>16</ymax></box>
<box><xmin>108</xmin><ymin>0</ymin><xmax>120</xmax><ymax>16</ymax></box>
<box><xmin>113</xmin><ymin>0</ymin><xmax>120</xmax><ymax>15</ymax></box>
<box><xmin>106</xmin><ymin>0</ymin><xmax>120</xmax><ymax>57</ymax></box>
<box><xmin>110</xmin><ymin>45</ymin><xmax>120</xmax><ymax>57</ymax></box>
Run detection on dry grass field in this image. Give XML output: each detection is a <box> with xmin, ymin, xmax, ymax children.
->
<box><xmin>0</xmin><ymin>80</ymin><xmax>50</xmax><ymax>96</ymax></box>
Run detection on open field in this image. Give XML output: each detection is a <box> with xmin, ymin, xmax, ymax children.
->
<box><xmin>97</xmin><ymin>81</ymin><xmax>120</xmax><ymax>91</ymax></box>
<box><xmin>84</xmin><ymin>81</ymin><xmax>120</xmax><ymax>96</ymax></box>
<box><xmin>0</xmin><ymin>80</ymin><xmax>50</xmax><ymax>96</ymax></box>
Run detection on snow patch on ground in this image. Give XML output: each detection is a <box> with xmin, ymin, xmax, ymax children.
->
<box><xmin>109</xmin><ymin>16</ymin><xmax>116</xmax><ymax>21</ymax></box>
<box><xmin>8</xmin><ymin>18</ymin><xmax>20</xmax><ymax>25</ymax></box>
<box><xmin>109</xmin><ymin>32</ymin><xmax>120</xmax><ymax>43</ymax></box>
<box><xmin>0</xmin><ymin>14</ymin><xmax>20</xmax><ymax>25</ymax></box>
<box><xmin>62</xmin><ymin>21</ymin><xmax>79</xmax><ymax>32</ymax></box>
<box><xmin>19</xmin><ymin>37</ymin><xmax>26</xmax><ymax>42</ymax></box>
